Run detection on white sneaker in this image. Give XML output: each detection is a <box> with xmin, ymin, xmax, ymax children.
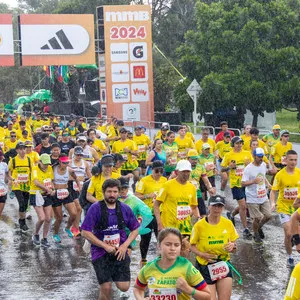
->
<box><xmin>120</xmin><ymin>291</ymin><xmax>129</xmax><ymax>298</ymax></box>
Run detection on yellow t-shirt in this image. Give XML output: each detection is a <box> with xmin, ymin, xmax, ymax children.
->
<box><xmin>195</xmin><ymin>138</ymin><xmax>216</xmax><ymax>154</ymax></box>
<box><xmin>186</xmin><ymin>131</ymin><xmax>195</xmax><ymax>142</ymax></box>
<box><xmin>136</xmin><ymin>175</ymin><xmax>167</xmax><ymax>210</ymax></box>
<box><xmin>243</xmin><ymin>139</ymin><xmax>267</xmax><ymax>153</ymax></box>
<box><xmin>26</xmin><ymin>151</ymin><xmax>40</xmax><ymax>165</ymax></box>
<box><xmin>190</xmin><ymin>216</ymin><xmax>239</xmax><ymax>265</ymax></box>
<box><xmin>136</xmin><ymin>256</ymin><xmax>207</xmax><ymax>300</ymax></box>
<box><xmin>8</xmin><ymin>155</ymin><xmax>32</xmax><ymax>191</ymax></box>
<box><xmin>87</xmin><ymin>172</ymin><xmax>120</xmax><ymax>200</ymax></box>
<box><xmin>92</xmin><ymin>139</ymin><xmax>107</xmax><ymax>159</ymax></box>
<box><xmin>107</xmin><ymin>125</ymin><xmax>119</xmax><ymax>146</ymax></box>
<box><xmin>0</xmin><ymin>127</ymin><xmax>5</xmax><ymax>141</ymax></box>
<box><xmin>4</xmin><ymin>139</ymin><xmax>18</xmax><ymax>153</ymax></box>
<box><xmin>31</xmin><ymin>120</ymin><xmax>44</xmax><ymax>132</ymax></box>
<box><xmin>240</xmin><ymin>134</ymin><xmax>251</xmax><ymax>144</ymax></box>
<box><xmin>16</xmin><ymin>129</ymin><xmax>32</xmax><ymax>140</ymax></box>
<box><xmin>156</xmin><ymin>178</ymin><xmax>197</xmax><ymax>235</ymax></box>
<box><xmin>263</xmin><ymin>133</ymin><xmax>280</xmax><ymax>154</ymax></box>
<box><xmin>112</xmin><ymin>139</ymin><xmax>138</xmax><ymax>170</ymax></box>
<box><xmin>30</xmin><ymin>165</ymin><xmax>54</xmax><ymax>195</ymax></box>
<box><xmin>216</xmin><ymin>141</ymin><xmax>232</xmax><ymax>159</ymax></box>
<box><xmin>174</xmin><ymin>136</ymin><xmax>195</xmax><ymax>160</ymax></box>
<box><xmin>271</xmin><ymin>142</ymin><xmax>293</xmax><ymax>164</ymax></box>
<box><xmin>272</xmin><ymin>168</ymin><xmax>300</xmax><ymax>215</ymax></box>
<box><xmin>221</xmin><ymin>150</ymin><xmax>253</xmax><ymax>188</ymax></box>
<box><xmin>133</xmin><ymin>134</ymin><xmax>151</xmax><ymax>161</ymax></box>
<box><xmin>284</xmin><ymin>262</ymin><xmax>300</xmax><ymax>300</ymax></box>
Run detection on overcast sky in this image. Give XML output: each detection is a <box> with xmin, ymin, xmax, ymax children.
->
<box><xmin>0</xmin><ymin>0</ymin><xmax>18</xmax><ymax>8</ymax></box>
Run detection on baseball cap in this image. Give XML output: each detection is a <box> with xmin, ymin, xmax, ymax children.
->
<box><xmin>59</xmin><ymin>156</ymin><xmax>70</xmax><ymax>163</ymax></box>
<box><xmin>253</xmin><ymin>148</ymin><xmax>265</xmax><ymax>157</ymax></box>
<box><xmin>134</xmin><ymin>125</ymin><xmax>142</xmax><ymax>130</ymax></box>
<box><xmin>280</xmin><ymin>129</ymin><xmax>289</xmax><ymax>136</ymax></box>
<box><xmin>187</xmin><ymin>149</ymin><xmax>199</xmax><ymax>159</ymax></box>
<box><xmin>25</xmin><ymin>140</ymin><xmax>33</xmax><ymax>147</ymax></box>
<box><xmin>208</xmin><ymin>195</ymin><xmax>225</xmax><ymax>206</ymax></box>
<box><xmin>7</xmin><ymin>121</ymin><xmax>13</xmax><ymax>125</ymax></box>
<box><xmin>40</xmin><ymin>153</ymin><xmax>51</xmax><ymax>165</ymax></box>
<box><xmin>223</xmin><ymin>131</ymin><xmax>231</xmax><ymax>137</ymax></box>
<box><xmin>152</xmin><ymin>160</ymin><xmax>164</xmax><ymax>169</ymax></box>
<box><xmin>231</xmin><ymin>136</ymin><xmax>243</xmax><ymax>144</ymax></box>
<box><xmin>176</xmin><ymin>160</ymin><xmax>192</xmax><ymax>172</ymax></box>
<box><xmin>22</xmin><ymin>130</ymin><xmax>28</xmax><ymax>135</ymax></box>
<box><xmin>202</xmin><ymin>143</ymin><xmax>211</xmax><ymax>150</ymax></box>
<box><xmin>16</xmin><ymin>142</ymin><xmax>26</xmax><ymax>149</ymax></box>
<box><xmin>74</xmin><ymin>146</ymin><xmax>84</xmax><ymax>155</ymax></box>
<box><xmin>77</xmin><ymin>135</ymin><xmax>87</xmax><ymax>141</ymax></box>
<box><xmin>161</xmin><ymin>126</ymin><xmax>169</xmax><ymax>131</ymax></box>
<box><xmin>101</xmin><ymin>154</ymin><xmax>114</xmax><ymax>166</ymax></box>
<box><xmin>120</xmin><ymin>128</ymin><xmax>127</xmax><ymax>133</ymax></box>
<box><xmin>272</xmin><ymin>124</ymin><xmax>281</xmax><ymax>130</ymax></box>
<box><xmin>118</xmin><ymin>177</ymin><xmax>129</xmax><ymax>188</ymax></box>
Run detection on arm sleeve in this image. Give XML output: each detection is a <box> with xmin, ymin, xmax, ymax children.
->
<box><xmin>136</xmin><ymin>268</ymin><xmax>147</xmax><ymax>288</ymax></box>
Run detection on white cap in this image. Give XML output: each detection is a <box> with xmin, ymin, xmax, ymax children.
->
<box><xmin>176</xmin><ymin>160</ymin><xmax>192</xmax><ymax>172</ymax></box>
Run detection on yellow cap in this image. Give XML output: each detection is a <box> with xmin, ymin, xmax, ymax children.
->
<box><xmin>272</xmin><ymin>124</ymin><xmax>281</xmax><ymax>130</ymax></box>
<box><xmin>187</xmin><ymin>149</ymin><xmax>199</xmax><ymax>159</ymax></box>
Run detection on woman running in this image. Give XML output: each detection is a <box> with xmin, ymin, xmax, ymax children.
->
<box><xmin>145</xmin><ymin>138</ymin><xmax>166</xmax><ymax>175</ymax></box>
<box><xmin>190</xmin><ymin>195</ymin><xmax>239</xmax><ymax>300</ymax></box>
<box><xmin>134</xmin><ymin>227</ymin><xmax>211</xmax><ymax>300</ymax></box>
<box><xmin>163</xmin><ymin>131</ymin><xmax>179</xmax><ymax>177</ymax></box>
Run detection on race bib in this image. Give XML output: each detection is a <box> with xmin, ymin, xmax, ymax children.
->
<box><xmin>17</xmin><ymin>173</ymin><xmax>29</xmax><ymax>183</ymax></box>
<box><xmin>208</xmin><ymin>261</ymin><xmax>230</xmax><ymax>281</ymax></box>
<box><xmin>177</xmin><ymin>205</ymin><xmax>191</xmax><ymax>220</ymax></box>
<box><xmin>138</xmin><ymin>145</ymin><xmax>146</xmax><ymax>153</ymax></box>
<box><xmin>0</xmin><ymin>186</ymin><xmax>7</xmax><ymax>196</ymax></box>
<box><xmin>281</xmin><ymin>156</ymin><xmax>286</xmax><ymax>165</ymax></box>
<box><xmin>284</xmin><ymin>187</ymin><xmax>298</xmax><ymax>200</ymax></box>
<box><xmin>257</xmin><ymin>185</ymin><xmax>267</xmax><ymax>199</ymax></box>
<box><xmin>235</xmin><ymin>165</ymin><xmax>244</xmax><ymax>177</ymax></box>
<box><xmin>57</xmin><ymin>189</ymin><xmax>69</xmax><ymax>200</ymax></box>
<box><xmin>43</xmin><ymin>178</ymin><xmax>52</xmax><ymax>189</ymax></box>
<box><xmin>149</xmin><ymin>288</ymin><xmax>177</xmax><ymax>300</ymax></box>
<box><xmin>103</xmin><ymin>233</ymin><xmax>120</xmax><ymax>247</ymax></box>
<box><xmin>73</xmin><ymin>181</ymin><xmax>83</xmax><ymax>192</ymax></box>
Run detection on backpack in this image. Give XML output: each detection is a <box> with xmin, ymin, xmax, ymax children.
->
<box><xmin>12</xmin><ymin>156</ymin><xmax>31</xmax><ymax>169</ymax></box>
<box><xmin>94</xmin><ymin>200</ymin><xmax>125</xmax><ymax>231</ymax></box>
<box><xmin>79</xmin><ymin>179</ymin><xmax>91</xmax><ymax>208</ymax></box>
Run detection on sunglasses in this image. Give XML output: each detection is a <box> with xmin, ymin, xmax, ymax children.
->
<box><xmin>11</xmin><ymin>135</ymin><xmax>16</xmax><ymax>137</ymax></box>
<box><xmin>153</xmin><ymin>168</ymin><xmax>164</xmax><ymax>174</ymax></box>
<box><xmin>61</xmin><ymin>161</ymin><xmax>69</xmax><ymax>164</ymax></box>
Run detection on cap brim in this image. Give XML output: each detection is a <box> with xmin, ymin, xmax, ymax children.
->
<box><xmin>102</xmin><ymin>163</ymin><xmax>114</xmax><ymax>167</ymax></box>
<box><xmin>177</xmin><ymin>167</ymin><xmax>192</xmax><ymax>172</ymax></box>
<box><xmin>209</xmin><ymin>202</ymin><xmax>225</xmax><ymax>206</ymax></box>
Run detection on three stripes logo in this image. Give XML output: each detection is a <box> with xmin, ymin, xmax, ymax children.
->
<box><xmin>41</xmin><ymin>29</ymin><xmax>73</xmax><ymax>50</ymax></box>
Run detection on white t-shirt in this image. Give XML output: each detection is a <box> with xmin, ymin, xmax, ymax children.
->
<box><xmin>242</xmin><ymin>162</ymin><xmax>267</xmax><ymax>204</ymax></box>
<box><xmin>0</xmin><ymin>161</ymin><xmax>8</xmax><ymax>195</ymax></box>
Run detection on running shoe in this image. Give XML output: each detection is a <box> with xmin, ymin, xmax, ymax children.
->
<box><xmin>258</xmin><ymin>228</ymin><xmax>265</xmax><ymax>239</ymax></box>
<box><xmin>119</xmin><ymin>291</ymin><xmax>130</xmax><ymax>298</ymax></box>
<box><xmin>21</xmin><ymin>223</ymin><xmax>29</xmax><ymax>233</ymax></box>
<box><xmin>226</xmin><ymin>211</ymin><xmax>235</xmax><ymax>226</ymax></box>
<box><xmin>32</xmin><ymin>234</ymin><xmax>40</xmax><ymax>246</ymax></box>
<box><xmin>41</xmin><ymin>238</ymin><xmax>50</xmax><ymax>248</ymax></box>
<box><xmin>70</xmin><ymin>226</ymin><xmax>81</xmax><ymax>237</ymax></box>
<box><xmin>287</xmin><ymin>258</ymin><xmax>295</xmax><ymax>268</ymax></box>
<box><xmin>65</xmin><ymin>228</ymin><xmax>74</xmax><ymax>238</ymax></box>
<box><xmin>26</xmin><ymin>214</ymin><xmax>32</xmax><ymax>220</ymax></box>
<box><xmin>9</xmin><ymin>191</ymin><xmax>15</xmax><ymax>199</ymax></box>
<box><xmin>243</xmin><ymin>228</ymin><xmax>252</xmax><ymax>239</ymax></box>
<box><xmin>52</xmin><ymin>234</ymin><xmax>61</xmax><ymax>243</ymax></box>
<box><xmin>253</xmin><ymin>233</ymin><xmax>263</xmax><ymax>245</ymax></box>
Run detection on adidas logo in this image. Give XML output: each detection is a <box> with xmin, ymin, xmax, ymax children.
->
<box><xmin>41</xmin><ymin>29</ymin><xmax>73</xmax><ymax>50</ymax></box>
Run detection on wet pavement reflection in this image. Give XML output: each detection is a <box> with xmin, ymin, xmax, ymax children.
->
<box><xmin>0</xmin><ymin>184</ymin><xmax>295</xmax><ymax>299</ymax></box>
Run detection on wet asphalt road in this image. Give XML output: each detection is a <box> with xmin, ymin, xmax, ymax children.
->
<box><xmin>0</xmin><ymin>182</ymin><xmax>296</xmax><ymax>300</ymax></box>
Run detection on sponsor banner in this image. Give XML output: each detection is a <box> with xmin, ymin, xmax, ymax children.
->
<box><xmin>0</xmin><ymin>14</ymin><xmax>14</xmax><ymax>66</ymax></box>
<box><xmin>98</xmin><ymin>5</ymin><xmax>154</xmax><ymax>122</ymax></box>
<box><xmin>19</xmin><ymin>14</ymin><xmax>95</xmax><ymax>66</ymax></box>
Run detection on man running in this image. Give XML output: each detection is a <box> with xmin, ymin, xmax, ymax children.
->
<box><xmin>262</xmin><ymin>124</ymin><xmax>281</xmax><ymax>155</ymax></box>
<box><xmin>81</xmin><ymin>179</ymin><xmax>140</xmax><ymax>300</ymax></box>
<box><xmin>242</xmin><ymin>148</ymin><xmax>272</xmax><ymax>244</ymax></box>
<box><xmin>270</xmin><ymin>150</ymin><xmax>300</xmax><ymax>267</ymax></box>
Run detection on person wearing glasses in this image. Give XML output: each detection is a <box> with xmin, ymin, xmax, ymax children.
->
<box><xmin>135</xmin><ymin>160</ymin><xmax>167</xmax><ymax>266</ymax></box>
<box><xmin>52</xmin><ymin>153</ymin><xmax>81</xmax><ymax>243</ymax></box>
<box><xmin>269</xmin><ymin>130</ymin><xmax>292</xmax><ymax>172</ymax></box>
<box><xmin>59</xmin><ymin>130</ymin><xmax>75</xmax><ymax>155</ymax></box>
<box><xmin>4</xmin><ymin>131</ymin><xmax>18</xmax><ymax>153</ymax></box>
<box><xmin>190</xmin><ymin>195</ymin><xmax>239</xmax><ymax>300</ymax></box>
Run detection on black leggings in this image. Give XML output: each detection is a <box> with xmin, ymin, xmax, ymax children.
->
<box><xmin>14</xmin><ymin>190</ymin><xmax>30</xmax><ymax>213</ymax></box>
<box><xmin>140</xmin><ymin>217</ymin><xmax>158</xmax><ymax>260</ymax></box>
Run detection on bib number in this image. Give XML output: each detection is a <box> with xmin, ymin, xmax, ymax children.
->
<box><xmin>235</xmin><ymin>165</ymin><xmax>244</xmax><ymax>177</ymax></box>
<box><xmin>57</xmin><ymin>189</ymin><xmax>69</xmax><ymax>200</ymax></box>
<box><xmin>17</xmin><ymin>173</ymin><xmax>29</xmax><ymax>183</ymax></box>
<box><xmin>284</xmin><ymin>187</ymin><xmax>298</xmax><ymax>200</ymax></box>
<box><xmin>43</xmin><ymin>179</ymin><xmax>52</xmax><ymax>189</ymax></box>
<box><xmin>138</xmin><ymin>145</ymin><xmax>145</xmax><ymax>153</ymax></box>
<box><xmin>177</xmin><ymin>205</ymin><xmax>191</xmax><ymax>220</ymax></box>
<box><xmin>149</xmin><ymin>288</ymin><xmax>177</xmax><ymax>300</ymax></box>
<box><xmin>208</xmin><ymin>261</ymin><xmax>230</xmax><ymax>281</ymax></box>
<box><xmin>257</xmin><ymin>185</ymin><xmax>267</xmax><ymax>199</ymax></box>
<box><xmin>103</xmin><ymin>233</ymin><xmax>120</xmax><ymax>247</ymax></box>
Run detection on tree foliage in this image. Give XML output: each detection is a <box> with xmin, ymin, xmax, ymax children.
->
<box><xmin>177</xmin><ymin>0</ymin><xmax>300</xmax><ymax>126</ymax></box>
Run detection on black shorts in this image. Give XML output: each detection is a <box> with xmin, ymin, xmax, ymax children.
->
<box><xmin>0</xmin><ymin>195</ymin><xmax>7</xmax><ymax>203</ymax></box>
<box><xmin>68</xmin><ymin>181</ymin><xmax>79</xmax><ymax>201</ymax></box>
<box><xmin>231</xmin><ymin>187</ymin><xmax>246</xmax><ymax>201</ymax></box>
<box><xmin>195</xmin><ymin>261</ymin><xmax>233</xmax><ymax>285</ymax></box>
<box><xmin>52</xmin><ymin>190</ymin><xmax>74</xmax><ymax>208</ymax></box>
<box><xmin>92</xmin><ymin>253</ymin><xmax>131</xmax><ymax>285</ymax></box>
<box><xmin>30</xmin><ymin>194</ymin><xmax>52</xmax><ymax>207</ymax></box>
<box><xmin>138</xmin><ymin>160</ymin><xmax>147</xmax><ymax>169</ymax></box>
<box><xmin>197</xmin><ymin>197</ymin><xmax>207</xmax><ymax>216</ymax></box>
<box><xmin>200</xmin><ymin>176</ymin><xmax>216</xmax><ymax>192</ymax></box>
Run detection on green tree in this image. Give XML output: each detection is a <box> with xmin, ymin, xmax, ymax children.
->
<box><xmin>177</xmin><ymin>0</ymin><xmax>300</xmax><ymax>126</ymax></box>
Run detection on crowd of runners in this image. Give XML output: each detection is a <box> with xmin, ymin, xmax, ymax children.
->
<box><xmin>0</xmin><ymin>111</ymin><xmax>299</xmax><ymax>299</ymax></box>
